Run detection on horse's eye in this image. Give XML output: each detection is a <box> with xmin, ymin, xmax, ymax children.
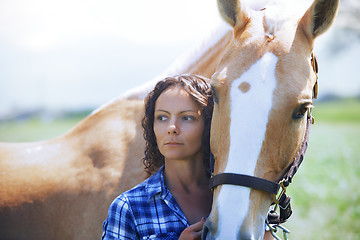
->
<box><xmin>292</xmin><ymin>103</ymin><xmax>312</xmax><ymax>119</ymax></box>
<box><xmin>211</xmin><ymin>86</ymin><xmax>219</xmax><ymax>104</ymax></box>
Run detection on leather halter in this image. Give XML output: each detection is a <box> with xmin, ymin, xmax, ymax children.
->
<box><xmin>209</xmin><ymin>53</ymin><xmax>318</xmax><ymax>224</ymax></box>
<box><xmin>209</xmin><ymin>112</ymin><xmax>312</xmax><ymax>194</ymax></box>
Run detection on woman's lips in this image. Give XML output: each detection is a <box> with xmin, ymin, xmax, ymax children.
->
<box><xmin>165</xmin><ymin>142</ymin><xmax>183</xmax><ymax>146</ymax></box>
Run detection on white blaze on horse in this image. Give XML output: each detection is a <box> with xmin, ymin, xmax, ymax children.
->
<box><xmin>203</xmin><ymin>0</ymin><xmax>338</xmax><ymax>239</ymax></box>
<box><xmin>0</xmin><ymin>0</ymin><xmax>338</xmax><ymax>239</ymax></box>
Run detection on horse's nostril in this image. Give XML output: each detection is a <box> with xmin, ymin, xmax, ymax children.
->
<box><xmin>201</xmin><ymin>221</ymin><xmax>210</xmax><ymax>240</ymax></box>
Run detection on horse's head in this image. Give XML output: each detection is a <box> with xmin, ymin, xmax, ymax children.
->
<box><xmin>203</xmin><ymin>0</ymin><xmax>339</xmax><ymax>239</ymax></box>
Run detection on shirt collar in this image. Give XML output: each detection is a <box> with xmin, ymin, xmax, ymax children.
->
<box><xmin>145</xmin><ymin>165</ymin><xmax>166</xmax><ymax>200</ymax></box>
<box><xmin>145</xmin><ymin>165</ymin><xmax>190</xmax><ymax>226</ymax></box>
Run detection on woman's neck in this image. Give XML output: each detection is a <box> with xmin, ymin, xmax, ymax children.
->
<box><xmin>163</xmin><ymin>157</ymin><xmax>212</xmax><ymax>224</ymax></box>
<box><xmin>163</xmin><ymin>157</ymin><xmax>209</xmax><ymax>193</ymax></box>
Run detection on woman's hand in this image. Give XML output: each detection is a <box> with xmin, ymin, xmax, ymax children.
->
<box><xmin>178</xmin><ymin>218</ymin><xmax>206</xmax><ymax>240</ymax></box>
<box><xmin>264</xmin><ymin>230</ymin><xmax>275</xmax><ymax>240</ymax></box>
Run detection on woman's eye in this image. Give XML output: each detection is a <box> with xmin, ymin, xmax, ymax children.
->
<box><xmin>156</xmin><ymin>115</ymin><xmax>168</xmax><ymax>121</ymax></box>
<box><xmin>183</xmin><ymin>116</ymin><xmax>195</xmax><ymax>121</ymax></box>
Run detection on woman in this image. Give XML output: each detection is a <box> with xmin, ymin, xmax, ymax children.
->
<box><xmin>102</xmin><ymin>74</ymin><xmax>214</xmax><ymax>240</ymax></box>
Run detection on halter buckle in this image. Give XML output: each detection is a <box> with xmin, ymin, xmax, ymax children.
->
<box><xmin>273</xmin><ymin>180</ymin><xmax>287</xmax><ymax>205</ymax></box>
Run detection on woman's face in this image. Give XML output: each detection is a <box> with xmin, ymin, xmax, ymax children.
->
<box><xmin>154</xmin><ymin>86</ymin><xmax>205</xmax><ymax>162</ymax></box>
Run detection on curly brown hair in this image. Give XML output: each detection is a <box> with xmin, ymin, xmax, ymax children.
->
<box><xmin>142</xmin><ymin>74</ymin><xmax>213</xmax><ymax>176</ymax></box>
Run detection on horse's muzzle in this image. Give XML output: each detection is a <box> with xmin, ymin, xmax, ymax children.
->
<box><xmin>202</xmin><ymin>219</ymin><xmax>264</xmax><ymax>240</ymax></box>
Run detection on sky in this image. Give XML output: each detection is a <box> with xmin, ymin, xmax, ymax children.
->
<box><xmin>0</xmin><ymin>0</ymin><xmax>359</xmax><ymax>118</ymax></box>
<box><xmin>0</xmin><ymin>0</ymin><xmax>221</xmax><ymax>116</ymax></box>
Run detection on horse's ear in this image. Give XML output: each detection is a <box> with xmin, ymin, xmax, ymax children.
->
<box><xmin>301</xmin><ymin>0</ymin><xmax>339</xmax><ymax>39</ymax></box>
<box><xmin>217</xmin><ymin>0</ymin><xmax>247</xmax><ymax>27</ymax></box>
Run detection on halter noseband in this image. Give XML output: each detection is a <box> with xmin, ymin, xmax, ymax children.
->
<box><xmin>209</xmin><ymin>53</ymin><xmax>318</xmax><ymax>224</ymax></box>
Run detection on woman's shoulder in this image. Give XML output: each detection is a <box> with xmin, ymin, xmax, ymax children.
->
<box><xmin>106</xmin><ymin>180</ymin><xmax>150</xmax><ymax>221</ymax></box>
<box><xmin>113</xmin><ymin>166</ymin><xmax>165</xmax><ymax>205</ymax></box>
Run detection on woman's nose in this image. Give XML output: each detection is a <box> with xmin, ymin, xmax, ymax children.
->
<box><xmin>167</xmin><ymin>122</ymin><xmax>179</xmax><ymax>135</ymax></box>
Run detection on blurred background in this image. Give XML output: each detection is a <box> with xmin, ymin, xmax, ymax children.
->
<box><xmin>0</xmin><ymin>0</ymin><xmax>359</xmax><ymax>239</ymax></box>
<box><xmin>0</xmin><ymin>0</ymin><xmax>221</xmax><ymax>119</ymax></box>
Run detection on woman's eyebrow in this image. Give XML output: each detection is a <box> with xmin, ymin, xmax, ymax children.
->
<box><xmin>154</xmin><ymin>109</ymin><xmax>170</xmax><ymax>114</ymax></box>
<box><xmin>155</xmin><ymin>109</ymin><xmax>198</xmax><ymax>114</ymax></box>
<box><xmin>181</xmin><ymin>109</ymin><xmax>198</xmax><ymax>113</ymax></box>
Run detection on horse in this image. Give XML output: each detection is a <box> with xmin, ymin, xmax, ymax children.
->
<box><xmin>0</xmin><ymin>11</ymin><xmax>233</xmax><ymax>240</ymax></box>
<box><xmin>202</xmin><ymin>0</ymin><xmax>339</xmax><ymax>239</ymax></box>
<box><xmin>0</xmin><ymin>0</ymin><xmax>339</xmax><ymax>239</ymax></box>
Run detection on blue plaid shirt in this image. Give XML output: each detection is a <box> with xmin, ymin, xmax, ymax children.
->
<box><xmin>102</xmin><ymin>166</ymin><xmax>189</xmax><ymax>240</ymax></box>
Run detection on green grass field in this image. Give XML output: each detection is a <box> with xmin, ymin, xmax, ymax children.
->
<box><xmin>0</xmin><ymin>113</ymin><xmax>89</xmax><ymax>142</ymax></box>
<box><xmin>284</xmin><ymin>98</ymin><xmax>360</xmax><ymax>240</ymax></box>
<box><xmin>1</xmin><ymin>98</ymin><xmax>359</xmax><ymax>239</ymax></box>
